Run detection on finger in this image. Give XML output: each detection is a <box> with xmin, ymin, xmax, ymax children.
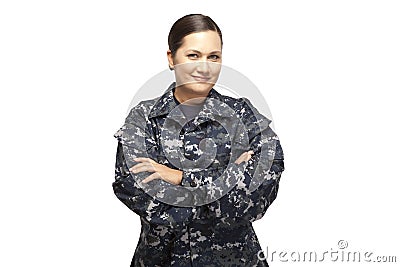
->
<box><xmin>133</xmin><ymin>157</ymin><xmax>156</xmax><ymax>163</ymax></box>
<box><xmin>236</xmin><ymin>153</ymin><xmax>246</xmax><ymax>163</ymax></box>
<box><xmin>131</xmin><ymin>161</ymin><xmax>158</xmax><ymax>170</ymax></box>
<box><xmin>129</xmin><ymin>162</ymin><xmax>146</xmax><ymax>171</ymax></box>
<box><xmin>246</xmin><ymin>155</ymin><xmax>252</xmax><ymax>161</ymax></box>
<box><xmin>131</xmin><ymin>163</ymin><xmax>156</xmax><ymax>173</ymax></box>
<box><xmin>142</xmin><ymin>172</ymin><xmax>160</xmax><ymax>183</ymax></box>
<box><xmin>239</xmin><ymin>153</ymin><xmax>252</xmax><ymax>163</ymax></box>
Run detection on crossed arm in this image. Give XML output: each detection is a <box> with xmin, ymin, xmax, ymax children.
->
<box><xmin>112</xmin><ymin>98</ymin><xmax>284</xmax><ymax>227</ymax></box>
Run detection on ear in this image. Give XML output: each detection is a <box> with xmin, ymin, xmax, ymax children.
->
<box><xmin>166</xmin><ymin>49</ymin><xmax>174</xmax><ymax>70</ymax></box>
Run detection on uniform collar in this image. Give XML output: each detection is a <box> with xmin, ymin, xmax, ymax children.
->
<box><xmin>148</xmin><ymin>82</ymin><xmax>234</xmax><ymax>127</ymax></box>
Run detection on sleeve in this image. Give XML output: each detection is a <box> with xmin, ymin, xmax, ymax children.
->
<box><xmin>112</xmin><ymin>104</ymin><xmax>194</xmax><ymax>229</ymax></box>
<box><xmin>181</xmin><ymin>97</ymin><xmax>285</xmax><ymax>223</ymax></box>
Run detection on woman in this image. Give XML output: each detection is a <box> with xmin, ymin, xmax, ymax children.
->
<box><xmin>112</xmin><ymin>14</ymin><xmax>285</xmax><ymax>267</ymax></box>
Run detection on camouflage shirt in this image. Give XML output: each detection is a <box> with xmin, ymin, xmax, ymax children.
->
<box><xmin>112</xmin><ymin>82</ymin><xmax>285</xmax><ymax>267</ymax></box>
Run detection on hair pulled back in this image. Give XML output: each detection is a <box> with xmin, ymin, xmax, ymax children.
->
<box><xmin>168</xmin><ymin>14</ymin><xmax>223</xmax><ymax>58</ymax></box>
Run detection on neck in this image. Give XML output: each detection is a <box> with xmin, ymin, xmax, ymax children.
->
<box><xmin>174</xmin><ymin>86</ymin><xmax>209</xmax><ymax>105</ymax></box>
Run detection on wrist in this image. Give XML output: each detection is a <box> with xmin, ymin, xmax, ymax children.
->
<box><xmin>176</xmin><ymin>170</ymin><xmax>184</xmax><ymax>186</ymax></box>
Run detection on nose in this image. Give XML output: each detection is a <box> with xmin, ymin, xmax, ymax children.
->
<box><xmin>196</xmin><ymin>60</ymin><xmax>211</xmax><ymax>75</ymax></box>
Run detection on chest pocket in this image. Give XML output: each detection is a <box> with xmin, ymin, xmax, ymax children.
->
<box><xmin>181</xmin><ymin>130</ymin><xmax>204</xmax><ymax>161</ymax></box>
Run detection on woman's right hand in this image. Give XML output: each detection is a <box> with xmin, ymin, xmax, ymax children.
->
<box><xmin>234</xmin><ymin>150</ymin><xmax>254</xmax><ymax>164</ymax></box>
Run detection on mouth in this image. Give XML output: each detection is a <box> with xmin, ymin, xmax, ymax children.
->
<box><xmin>191</xmin><ymin>75</ymin><xmax>211</xmax><ymax>82</ymax></box>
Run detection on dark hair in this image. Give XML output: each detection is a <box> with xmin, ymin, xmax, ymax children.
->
<box><xmin>168</xmin><ymin>14</ymin><xmax>223</xmax><ymax>58</ymax></box>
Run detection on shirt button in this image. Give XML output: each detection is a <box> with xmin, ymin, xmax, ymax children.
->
<box><xmin>190</xmin><ymin>180</ymin><xmax>197</xmax><ymax>187</ymax></box>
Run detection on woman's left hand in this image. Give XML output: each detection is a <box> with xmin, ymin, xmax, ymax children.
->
<box><xmin>235</xmin><ymin>150</ymin><xmax>254</xmax><ymax>164</ymax></box>
<box><xmin>129</xmin><ymin>157</ymin><xmax>183</xmax><ymax>185</ymax></box>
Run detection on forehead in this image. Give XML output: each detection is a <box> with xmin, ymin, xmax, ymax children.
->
<box><xmin>179</xmin><ymin>30</ymin><xmax>222</xmax><ymax>53</ymax></box>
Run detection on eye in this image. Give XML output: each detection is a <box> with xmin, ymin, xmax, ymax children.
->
<box><xmin>208</xmin><ymin>55</ymin><xmax>220</xmax><ymax>61</ymax></box>
<box><xmin>187</xmin><ymin>54</ymin><xmax>198</xmax><ymax>59</ymax></box>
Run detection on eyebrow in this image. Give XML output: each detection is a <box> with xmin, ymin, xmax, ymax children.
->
<box><xmin>185</xmin><ymin>49</ymin><xmax>222</xmax><ymax>54</ymax></box>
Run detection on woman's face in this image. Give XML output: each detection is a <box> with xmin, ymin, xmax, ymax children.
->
<box><xmin>167</xmin><ymin>30</ymin><xmax>222</xmax><ymax>99</ymax></box>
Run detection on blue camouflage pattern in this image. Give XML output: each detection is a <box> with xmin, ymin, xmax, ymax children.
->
<box><xmin>112</xmin><ymin>82</ymin><xmax>285</xmax><ymax>266</ymax></box>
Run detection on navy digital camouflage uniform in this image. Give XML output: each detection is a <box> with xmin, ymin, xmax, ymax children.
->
<box><xmin>112</xmin><ymin>82</ymin><xmax>285</xmax><ymax>267</ymax></box>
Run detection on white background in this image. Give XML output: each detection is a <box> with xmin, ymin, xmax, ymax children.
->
<box><xmin>1</xmin><ymin>1</ymin><xmax>399</xmax><ymax>266</ymax></box>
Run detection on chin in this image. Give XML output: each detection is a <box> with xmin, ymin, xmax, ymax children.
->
<box><xmin>178</xmin><ymin>82</ymin><xmax>213</xmax><ymax>96</ymax></box>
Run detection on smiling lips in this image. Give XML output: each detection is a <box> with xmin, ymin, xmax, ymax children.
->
<box><xmin>192</xmin><ymin>75</ymin><xmax>211</xmax><ymax>82</ymax></box>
